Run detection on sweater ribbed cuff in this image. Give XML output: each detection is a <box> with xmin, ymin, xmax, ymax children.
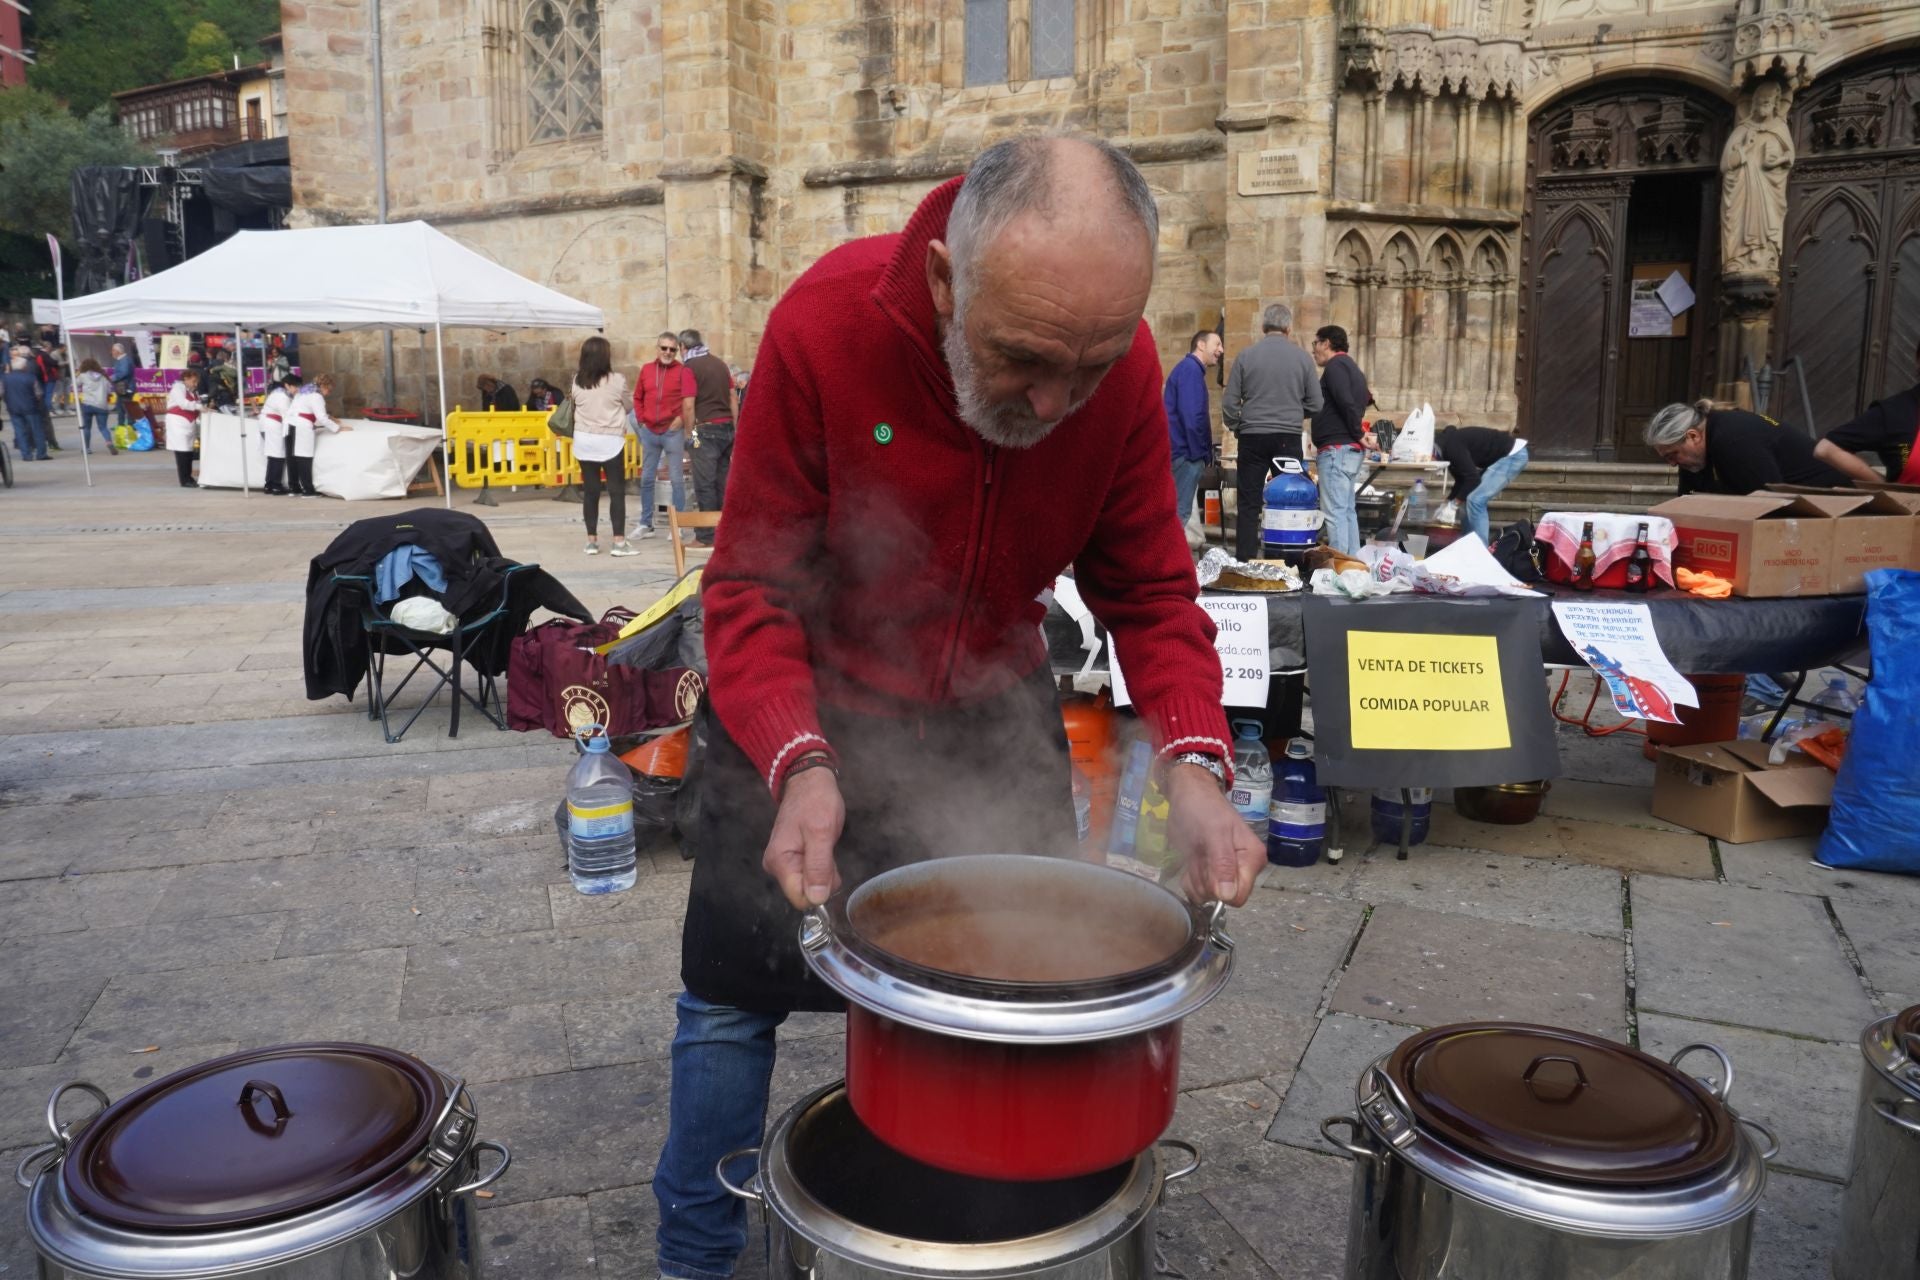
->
<box><xmin>732</xmin><ymin>694</ymin><xmax>839</xmax><ymax>797</ymax></box>
<box><xmin>1148</xmin><ymin>693</ymin><xmax>1236</xmax><ymax>788</ymax></box>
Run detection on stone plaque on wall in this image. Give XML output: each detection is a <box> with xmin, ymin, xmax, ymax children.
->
<box><xmin>1238</xmin><ymin>147</ymin><xmax>1319</xmax><ymax>197</ymax></box>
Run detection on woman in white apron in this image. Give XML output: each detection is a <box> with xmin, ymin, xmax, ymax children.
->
<box><xmin>259</xmin><ymin>373</ymin><xmax>300</xmax><ymax>494</ymax></box>
<box><xmin>288</xmin><ymin>374</ymin><xmax>349</xmax><ymax>497</ymax></box>
<box><xmin>164</xmin><ymin>370</ymin><xmax>203</xmax><ymax>488</ymax></box>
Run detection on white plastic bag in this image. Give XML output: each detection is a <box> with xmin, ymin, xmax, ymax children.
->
<box><xmin>1358</xmin><ymin>542</ymin><xmax>1416</xmax><ymax>587</ymax></box>
<box><xmin>1390</xmin><ymin>403</ymin><xmax>1435</xmax><ymax>462</ymax></box>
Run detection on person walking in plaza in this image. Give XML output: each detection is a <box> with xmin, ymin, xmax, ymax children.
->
<box><xmin>1436</xmin><ymin>424</ymin><xmax>1528</xmax><ymax>544</ymax></box>
<box><xmin>631</xmin><ymin>331</ymin><xmax>694</xmax><ymax>540</ymax></box>
<box><xmin>679</xmin><ymin>328</ymin><xmax>736</xmax><ymax>546</ymax></box>
<box><xmin>1222</xmin><ymin>304</ymin><xmax>1322</xmax><ymax>559</ymax></box>
<box><xmin>569</xmin><ymin>336</ymin><xmax>637</xmax><ymax>556</ymax></box>
<box><xmin>110</xmin><ymin>343</ymin><xmax>137</xmax><ymax>428</ymax></box>
<box><xmin>164</xmin><ymin>368</ymin><xmax>204</xmax><ymax>488</ymax></box>
<box><xmin>288</xmin><ymin>374</ymin><xmax>350</xmax><ymax>497</ymax></box>
<box><xmin>1309</xmin><ymin>325</ymin><xmax>1373</xmax><ymax>556</ymax></box>
<box><xmin>4</xmin><ymin>354</ymin><xmax>47</xmax><ymax>460</ymax></box>
<box><xmin>650</xmin><ymin>135</ymin><xmax>1264</xmax><ymax>1280</ymax></box>
<box><xmin>1164</xmin><ymin>330</ymin><xmax>1222</xmax><ymax>536</ymax></box>
<box><xmin>25</xmin><ymin>343</ymin><xmax>60</xmax><ymax>451</ymax></box>
<box><xmin>75</xmin><ymin>358</ymin><xmax>117</xmax><ymax>455</ymax></box>
<box><xmin>260</xmin><ymin>372</ymin><xmax>300</xmax><ymax>494</ymax></box>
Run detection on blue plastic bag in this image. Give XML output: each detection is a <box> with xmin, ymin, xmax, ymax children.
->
<box><xmin>128</xmin><ymin>419</ymin><xmax>154</xmax><ymax>451</ymax></box>
<box><xmin>1817</xmin><ymin>569</ymin><xmax>1920</xmax><ymax>872</ymax></box>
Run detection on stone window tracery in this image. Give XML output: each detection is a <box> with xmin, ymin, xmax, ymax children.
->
<box><xmin>524</xmin><ymin>0</ymin><xmax>603</xmax><ymax>143</ymax></box>
<box><xmin>964</xmin><ymin>0</ymin><xmax>1077</xmax><ymax>87</ymax></box>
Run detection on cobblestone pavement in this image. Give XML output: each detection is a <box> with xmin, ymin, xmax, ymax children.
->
<box><xmin>0</xmin><ymin>447</ymin><xmax>1905</xmax><ymax>1278</ymax></box>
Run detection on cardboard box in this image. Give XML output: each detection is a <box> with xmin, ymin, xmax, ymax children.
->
<box><xmin>1768</xmin><ymin>485</ymin><xmax>1920</xmax><ymax>590</ymax></box>
<box><xmin>1651</xmin><ymin>740</ymin><xmax>1833</xmax><ymax>844</ymax></box>
<box><xmin>1860</xmin><ymin>483</ymin><xmax>1920</xmax><ymax>569</ymax></box>
<box><xmin>1647</xmin><ymin>493</ymin><xmax>1834</xmax><ymax>597</ymax></box>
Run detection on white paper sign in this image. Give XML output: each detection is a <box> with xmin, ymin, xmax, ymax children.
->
<box><xmin>1110</xmin><ymin>596</ymin><xmax>1270</xmax><ymax>709</ymax></box>
<box><xmin>1656</xmin><ymin>270</ymin><xmax>1696</xmax><ymax>317</ymax></box>
<box><xmin>1551</xmin><ymin>601</ymin><xmax>1698</xmax><ymax>725</ymax></box>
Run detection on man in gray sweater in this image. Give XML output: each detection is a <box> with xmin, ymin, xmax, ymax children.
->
<box><xmin>1223</xmin><ymin>303</ymin><xmax>1324</xmax><ymax>559</ymax></box>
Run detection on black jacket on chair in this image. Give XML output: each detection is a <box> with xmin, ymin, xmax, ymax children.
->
<box><xmin>303</xmin><ymin>507</ymin><xmax>590</xmax><ymax>700</ymax></box>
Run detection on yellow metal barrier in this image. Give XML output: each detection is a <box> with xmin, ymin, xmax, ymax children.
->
<box><xmin>444</xmin><ymin>408</ymin><xmax>559</xmax><ymax>489</ymax></box>
<box><xmin>549</xmin><ymin>432</ymin><xmax>640</xmax><ymax>487</ymax></box>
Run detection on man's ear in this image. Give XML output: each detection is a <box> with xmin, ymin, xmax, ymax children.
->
<box><xmin>927</xmin><ymin>240</ymin><xmax>955</xmax><ymax>324</ymax></box>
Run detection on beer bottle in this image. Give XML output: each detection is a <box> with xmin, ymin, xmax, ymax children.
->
<box><xmin>1572</xmin><ymin>521</ymin><xmax>1598</xmax><ymax>591</ymax></box>
<box><xmin>1624</xmin><ymin>521</ymin><xmax>1653</xmax><ymax>594</ymax></box>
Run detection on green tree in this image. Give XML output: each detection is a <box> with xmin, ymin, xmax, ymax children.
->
<box><xmin>27</xmin><ymin>0</ymin><xmax>283</xmax><ymax>115</ymax></box>
<box><xmin>0</xmin><ymin>93</ymin><xmax>151</xmax><ymax>307</ymax></box>
<box><xmin>173</xmin><ymin>20</ymin><xmax>233</xmax><ymax>79</ymax></box>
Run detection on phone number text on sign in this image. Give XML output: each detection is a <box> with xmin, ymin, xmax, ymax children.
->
<box><xmin>1109</xmin><ymin>595</ymin><xmax>1269</xmax><ymax>708</ymax></box>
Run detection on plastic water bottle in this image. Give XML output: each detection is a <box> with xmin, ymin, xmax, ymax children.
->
<box><xmin>1269</xmin><ymin>741</ymin><xmax>1327</xmax><ymax>867</ymax></box>
<box><xmin>1807</xmin><ymin>677</ymin><xmax>1859</xmax><ymax>728</ymax></box>
<box><xmin>1404</xmin><ymin>479</ymin><xmax>1430</xmax><ymax>525</ymax></box>
<box><xmin>1071</xmin><ymin>764</ymin><xmax>1093</xmax><ymax>850</ymax></box>
<box><xmin>1370</xmin><ymin>787</ymin><xmax>1432</xmax><ymax>847</ymax></box>
<box><xmin>567</xmin><ymin>729</ymin><xmax>638</xmax><ymax>894</ymax></box>
<box><xmin>1229</xmin><ymin>720</ymin><xmax>1273</xmax><ymax>843</ymax></box>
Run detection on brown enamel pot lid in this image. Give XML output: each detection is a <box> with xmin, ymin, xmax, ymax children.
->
<box><xmin>63</xmin><ymin>1043</ymin><xmax>447</xmax><ymax>1232</ymax></box>
<box><xmin>1383</xmin><ymin>1023</ymin><xmax>1735</xmax><ymax>1188</ymax></box>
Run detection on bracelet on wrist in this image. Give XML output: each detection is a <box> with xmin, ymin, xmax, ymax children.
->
<box><xmin>780</xmin><ymin>751</ymin><xmax>839</xmax><ymax>795</ymax></box>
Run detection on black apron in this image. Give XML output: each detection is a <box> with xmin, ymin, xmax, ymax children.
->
<box><xmin>681</xmin><ymin>665</ymin><xmax>1077</xmax><ymax>1012</ymax></box>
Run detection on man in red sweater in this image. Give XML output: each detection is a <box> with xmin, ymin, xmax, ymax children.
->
<box><xmin>653</xmin><ymin>135</ymin><xmax>1262</xmax><ymax>1280</ymax></box>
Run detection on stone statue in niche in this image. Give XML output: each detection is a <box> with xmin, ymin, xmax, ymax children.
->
<box><xmin>1720</xmin><ymin>78</ymin><xmax>1795</xmax><ymax>280</ymax></box>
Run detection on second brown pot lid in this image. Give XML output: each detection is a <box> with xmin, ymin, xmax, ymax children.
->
<box><xmin>63</xmin><ymin>1043</ymin><xmax>446</xmax><ymax>1231</ymax></box>
<box><xmin>1384</xmin><ymin>1023</ymin><xmax>1735</xmax><ymax>1187</ymax></box>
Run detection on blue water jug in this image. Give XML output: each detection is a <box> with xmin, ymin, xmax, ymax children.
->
<box><xmin>1268</xmin><ymin>740</ymin><xmax>1326</xmax><ymax>867</ymax></box>
<box><xmin>1261</xmin><ymin>458</ymin><xmax>1321</xmax><ymax>557</ymax></box>
<box><xmin>1371</xmin><ymin>787</ymin><xmax>1432</xmax><ymax>847</ymax></box>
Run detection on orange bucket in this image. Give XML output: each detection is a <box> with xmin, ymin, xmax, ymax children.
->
<box><xmin>1642</xmin><ymin>674</ymin><xmax>1745</xmax><ymax>761</ymax></box>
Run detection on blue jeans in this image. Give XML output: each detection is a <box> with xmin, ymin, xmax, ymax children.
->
<box><xmin>13</xmin><ymin>410</ymin><xmax>47</xmax><ymax>459</ymax></box>
<box><xmin>1463</xmin><ymin>445</ymin><xmax>1529</xmax><ymax>544</ymax></box>
<box><xmin>1317</xmin><ymin>446</ymin><xmax>1367</xmax><ymax>555</ymax></box>
<box><xmin>654</xmin><ymin>991</ymin><xmax>785</xmax><ymax>1280</ymax></box>
<box><xmin>39</xmin><ymin>384</ymin><xmax>60</xmax><ymax>447</ymax></box>
<box><xmin>80</xmin><ymin>405</ymin><xmax>111</xmax><ymax>449</ymax></box>
<box><xmin>1172</xmin><ymin>455</ymin><xmax>1205</xmax><ymax>524</ymax></box>
<box><xmin>637</xmin><ymin>426</ymin><xmax>688</xmax><ymax>533</ymax></box>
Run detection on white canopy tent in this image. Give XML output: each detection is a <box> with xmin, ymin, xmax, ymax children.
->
<box><xmin>59</xmin><ymin>221</ymin><xmax>606</xmax><ymax>502</ymax></box>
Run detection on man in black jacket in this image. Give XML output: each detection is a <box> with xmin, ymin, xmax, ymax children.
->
<box><xmin>476</xmin><ymin>375</ymin><xmax>522</xmax><ymax>413</ymax></box>
<box><xmin>1436</xmin><ymin>424</ymin><xmax>1530</xmax><ymax>544</ymax></box>
<box><xmin>1309</xmin><ymin>325</ymin><xmax>1373</xmax><ymax>555</ymax></box>
<box><xmin>1644</xmin><ymin>401</ymin><xmax>1851</xmax><ymax>494</ymax></box>
<box><xmin>1814</xmin><ymin>341</ymin><xmax>1920</xmax><ymax>485</ymax></box>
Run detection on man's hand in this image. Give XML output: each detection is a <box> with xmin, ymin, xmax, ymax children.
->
<box><xmin>1164</xmin><ymin>762</ymin><xmax>1264</xmax><ymax>907</ymax></box>
<box><xmin>762</xmin><ymin>767</ymin><xmax>846</xmax><ymax>909</ymax></box>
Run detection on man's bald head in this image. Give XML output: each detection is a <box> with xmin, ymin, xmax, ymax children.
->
<box><xmin>928</xmin><ymin>136</ymin><xmax>1161</xmax><ymax>449</ymax></box>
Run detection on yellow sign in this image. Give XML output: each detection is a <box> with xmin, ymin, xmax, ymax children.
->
<box><xmin>1348</xmin><ymin>631</ymin><xmax>1510</xmax><ymax>751</ymax></box>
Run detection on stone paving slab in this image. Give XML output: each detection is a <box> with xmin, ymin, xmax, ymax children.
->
<box><xmin>277</xmin><ymin>886</ymin><xmax>554</xmax><ymax>957</ymax></box>
<box><xmin>1202</xmin><ymin>1143</ymin><xmax>1353</xmax><ymax>1280</ymax></box>
<box><xmin>478</xmin><ymin>1193</ymin><xmax>600</xmax><ymax>1277</ymax></box>
<box><xmin>564</xmin><ymin>995</ymin><xmax>683</xmax><ymax>1070</ymax></box>
<box><xmin>1330</xmin><ymin>904</ymin><xmax>1629</xmax><ymax>1037</ymax></box>
<box><xmin>148</xmin><ymin>846</ymin><xmax>419</xmax><ymax>922</ymax></box>
<box><xmin>1170</xmin><ymin>1079</ymin><xmax>1293</xmax><ymax>1191</ymax></box>
<box><xmin>585</xmin><ymin>1183</ymin><xmax>666</xmax><ymax>1280</ymax></box>
<box><xmin>0</xmin><ymin>1043</ymin><xmax>240</xmax><ymax>1149</ymax></box>
<box><xmin>1631</xmin><ymin>875</ymin><xmax>1877</xmax><ymax>1043</ymax></box>
<box><xmin>0</xmin><ymin>913</ymin><xmax>290</xmax><ymax>987</ymax></box>
<box><xmin>1347</xmin><ymin>846</ymin><xmax>1625</xmax><ymax>939</ymax></box>
<box><xmin>1828</xmin><ymin>893</ymin><xmax>1920</xmax><ymax>1000</ymax></box>
<box><xmin>399</xmin><ymin>920</ymin><xmax>684</xmax><ymax>1019</ymax></box>
<box><xmin>1637</xmin><ymin>1013</ymin><xmax>1860</xmax><ymax>1181</ymax></box>
<box><xmin>1180</xmin><ymin>996</ymin><xmax>1318</xmax><ymax>1091</ymax></box>
<box><xmin>1538</xmin><ymin>777</ymin><xmax>1693</xmax><ymax>833</ymax></box>
<box><xmin>1751</xmin><ymin>1172</ymin><xmax>1844</xmax><ymax>1280</ymax></box>
<box><xmin>1717</xmin><ymin>833</ymin><xmax>1920</xmax><ymax>908</ymax></box>
<box><xmin>1219</xmin><ymin>890</ymin><xmax>1368</xmax><ymax>1020</ymax></box>
<box><xmin>1428</xmin><ymin>805</ymin><xmax>1717</xmax><ymax>879</ymax></box>
<box><xmin>1267</xmin><ymin>1013</ymin><xmax>1416</xmax><ymax>1152</ymax></box>
<box><xmin>0</xmin><ymin>979</ymin><xmax>109</xmax><ymax>1069</ymax></box>
<box><xmin>1160</xmin><ymin>1187</ymin><xmax>1284</xmax><ymax>1280</ymax></box>
<box><xmin>480</xmin><ymin>1060</ymin><xmax>671</xmax><ymax>1207</ymax></box>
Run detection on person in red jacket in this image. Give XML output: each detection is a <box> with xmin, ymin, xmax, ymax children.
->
<box><xmin>652</xmin><ymin>135</ymin><xmax>1263</xmax><ymax>1280</ymax></box>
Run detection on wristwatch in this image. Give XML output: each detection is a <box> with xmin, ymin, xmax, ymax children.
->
<box><xmin>1164</xmin><ymin>751</ymin><xmax>1228</xmax><ymax>790</ymax></box>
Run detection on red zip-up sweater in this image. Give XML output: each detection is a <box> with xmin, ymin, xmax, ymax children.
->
<box><xmin>704</xmin><ymin>178</ymin><xmax>1231</xmax><ymax>794</ymax></box>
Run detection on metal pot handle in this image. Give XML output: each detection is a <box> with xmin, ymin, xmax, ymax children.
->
<box><xmin>450</xmin><ymin>1140</ymin><xmax>511</xmax><ymax>1196</ymax></box>
<box><xmin>1158</xmin><ymin>1138</ymin><xmax>1202</xmax><ymax>1184</ymax></box>
<box><xmin>14</xmin><ymin>1142</ymin><xmax>60</xmax><ymax>1191</ymax></box>
<box><xmin>1321</xmin><ymin>1115</ymin><xmax>1377</xmax><ymax>1162</ymax></box>
<box><xmin>1669</xmin><ymin>1043</ymin><xmax>1735</xmax><ymax>1103</ymax></box>
<box><xmin>44</xmin><ymin>1081</ymin><xmax>110</xmax><ymax>1148</ymax></box>
<box><xmin>716</xmin><ymin>1148</ymin><xmax>763</xmax><ymax>1203</ymax></box>
<box><xmin>1203</xmin><ymin>900</ymin><xmax>1235</xmax><ymax>952</ymax></box>
<box><xmin>798</xmin><ymin>910</ymin><xmax>829</xmax><ymax>953</ymax></box>
<box><xmin>1873</xmin><ymin>1096</ymin><xmax>1920</xmax><ymax>1139</ymax></box>
<box><xmin>1737</xmin><ymin>1114</ymin><xmax>1781</xmax><ymax>1161</ymax></box>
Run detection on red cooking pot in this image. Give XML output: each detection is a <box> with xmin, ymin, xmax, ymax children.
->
<box><xmin>800</xmin><ymin>855</ymin><xmax>1234</xmax><ymax>1181</ymax></box>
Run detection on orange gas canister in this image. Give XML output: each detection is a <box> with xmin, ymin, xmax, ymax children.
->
<box><xmin>1061</xmin><ymin>693</ymin><xmax>1120</xmax><ymax>854</ymax></box>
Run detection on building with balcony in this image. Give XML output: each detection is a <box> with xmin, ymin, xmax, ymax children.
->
<box><xmin>113</xmin><ymin>63</ymin><xmax>275</xmax><ymax>158</ymax></box>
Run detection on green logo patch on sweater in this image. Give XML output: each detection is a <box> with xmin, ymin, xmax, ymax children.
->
<box><xmin>873</xmin><ymin>422</ymin><xmax>893</xmax><ymax>445</ymax></box>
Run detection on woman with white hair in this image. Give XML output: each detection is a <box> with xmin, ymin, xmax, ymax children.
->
<box><xmin>164</xmin><ymin>369</ymin><xmax>203</xmax><ymax>487</ymax></box>
<box><xmin>1643</xmin><ymin>399</ymin><xmax>1851</xmax><ymax>495</ymax></box>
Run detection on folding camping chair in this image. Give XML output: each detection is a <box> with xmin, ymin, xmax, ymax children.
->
<box><xmin>332</xmin><ymin>562</ymin><xmax>534</xmax><ymax>743</ymax></box>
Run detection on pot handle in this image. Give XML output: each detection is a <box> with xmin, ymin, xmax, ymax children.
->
<box><xmin>798</xmin><ymin>910</ymin><xmax>829</xmax><ymax>953</ymax></box>
<box><xmin>1320</xmin><ymin>1115</ymin><xmax>1377</xmax><ymax>1162</ymax></box>
<box><xmin>716</xmin><ymin>1148</ymin><xmax>763</xmax><ymax>1203</ymax></box>
<box><xmin>1158</xmin><ymin>1138</ymin><xmax>1202</xmax><ymax>1184</ymax></box>
<box><xmin>44</xmin><ymin>1081</ymin><xmax>111</xmax><ymax>1148</ymax></box>
<box><xmin>1737</xmin><ymin>1114</ymin><xmax>1781</xmax><ymax>1162</ymax></box>
<box><xmin>1873</xmin><ymin>1096</ymin><xmax>1920</xmax><ymax>1139</ymax></box>
<box><xmin>450</xmin><ymin>1140</ymin><xmax>512</xmax><ymax>1196</ymax></box>
<box><xmin>1669</xmin><ymin>1043</ymin><xmax>1735</xmax><ymax>1103</ymax></box>
<box><xmin>14</xmin><ymin>1142</ymin><xmax>60</xmax><ymax>1191</ymax></box>
<box><xmin>1204</xmin><ymin>900</ymin><xmax>1235</xmax><ymax>952</ymax></box>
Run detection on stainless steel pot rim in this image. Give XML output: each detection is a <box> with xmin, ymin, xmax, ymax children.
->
<box><xmin>1859</xmin><ymin>1011</ymin><xmax>1920</xmax><ymax>1100</ymax></box>
<box><xmin>800</xmin><ymin>854</ymin><xmax>1235</xmax><ymax>1044</ymax></box>
<box><xmin>751</xmin><ymin>1080</ymin><xmax>1176</xmax><ymax>1277</ymax></box>
<box><xmin>1338</xmin><ymin>1058</ymin><xmax>1768</xmax><ymax>1239</ymax></box>
<box><xmin>24</xmin><ymin>1068</ymin><xmax>507</xmax><ymax>1278</ymax></box>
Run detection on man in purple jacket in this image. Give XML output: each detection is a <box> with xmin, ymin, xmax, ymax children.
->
<box><xmin>1163</xmin><ymin>330</ymin><xmax>1223</xmax><ymax>530</ymax></box>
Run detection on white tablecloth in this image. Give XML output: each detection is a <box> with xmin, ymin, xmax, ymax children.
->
<box><xmin>198</xmin><ymin>413</ymin><xmax>442</xmax><ymax>500</ymax></box>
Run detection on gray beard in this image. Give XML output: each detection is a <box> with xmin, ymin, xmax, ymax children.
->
<box><xmin>941</xmin><ymin>309</ymin><xmax>1075</xmax><ymax>450</ymax></box>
